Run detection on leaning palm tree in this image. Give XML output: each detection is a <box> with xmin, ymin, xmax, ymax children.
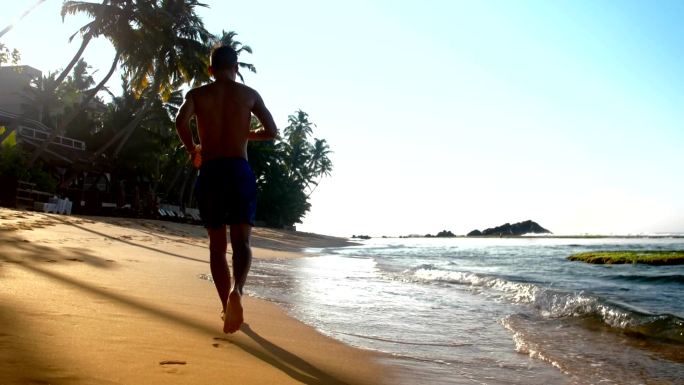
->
<box><xmin>50</xmin><ymin>0</ymin><xmax>111</xmax><ymax>90</ymax></box>
<box><xmin>28</xmin><ymin>0</ymin><xmax>140</xmax><ymax>166</ymax></box>
<box><xmin>93</xmin><ymin>0</ymin><xmax>212</xmax><ymax>159</ymax></box>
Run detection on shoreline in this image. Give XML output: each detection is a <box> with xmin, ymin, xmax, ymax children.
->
<box><xmin>392</xmin><ymin>235</ymin><xmax>684</xmax><ymax>239</ymax></box>
<box><xmin>0</xmin><ymin>208</ymin><xmax>389</xmax><ymax>385</ymax></box>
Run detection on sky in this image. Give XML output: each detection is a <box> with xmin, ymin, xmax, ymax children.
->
<box><xmin>2</xmin><ymin>0</ymin><xmax>683</xmax><ymax>236</ymax></box>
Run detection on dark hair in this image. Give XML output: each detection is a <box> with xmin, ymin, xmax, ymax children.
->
<box><xmin>210</xmin><ymin>45</ymin><xmax>238</xmax><ymax>70</ymax></box>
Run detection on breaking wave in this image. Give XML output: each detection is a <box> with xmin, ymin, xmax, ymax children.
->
<box><xmin>409</xmin><ymin>266</ymin><xmax>684</xmax><ymax>343</ymax></box>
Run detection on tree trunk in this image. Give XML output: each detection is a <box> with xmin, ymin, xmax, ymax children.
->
<box><xmin>52</xmin><ymin>34</ymin><xmax>92</xmax><ymax>90</ymax></box>
<box><xmin>95</xmin><ymin>72</ymin><xmax>161</xmax><ymax>159</ymax></box>
<box><xmin>111</xmin><ymin>99</ymin><xmax>152</xmax><ymax>158</ymax></box>
<box><xmin>28</xmin><ymin>51</ymin><xmax>120</xmax><ymax>167</ymax></box>
<box><xmin>92</xmin><ymin>100</ymin><xmax>151</xmax><ymax>158</ymax></box>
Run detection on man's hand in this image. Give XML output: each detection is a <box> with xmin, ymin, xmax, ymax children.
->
<box><xmin>190</xmin><ymin>144</ymin><xmax>202</xmax><ymax>169</ymax></box>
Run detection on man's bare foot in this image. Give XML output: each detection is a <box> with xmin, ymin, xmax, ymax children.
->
<box><xmin>223</xmin><ymin>291</ymin><xmax>243</xmax><ymax>334</ymax></box>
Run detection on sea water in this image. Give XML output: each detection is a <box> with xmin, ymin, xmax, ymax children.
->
<box><xmin>243</xmin><ymin>237</ymin><xmax>684</xmax><ymax>385</ymax></box>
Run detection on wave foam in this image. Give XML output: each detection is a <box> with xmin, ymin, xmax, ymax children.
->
<box><xmin>411</xmin><ymin>267</ymin><xmax>684</xmax><ymax>342</ymax></box>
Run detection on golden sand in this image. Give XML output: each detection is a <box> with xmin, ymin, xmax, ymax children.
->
<box><xmin>0</xmin><ymin>208</ymin><xmax>389</xmax><ymax>384</ymax></box>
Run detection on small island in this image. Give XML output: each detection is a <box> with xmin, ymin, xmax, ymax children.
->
<box><xmin>351</xmin><ymin>234</ymin><xmax>371</xmax><ymax>240</ymax></box>
<box><xmin>567</xmin><ymin>251</ymin><xmax>684</xmax><ymax>265</ymax></box>
<box><xmin>425</xmin><ymin>230</ymin><xmax>456</xmax><ymax>238</ymax></box>
<box><xmin>467</xmin><ymin>220</ymin><xmax>551</xmax><ymax>237</ymax></box>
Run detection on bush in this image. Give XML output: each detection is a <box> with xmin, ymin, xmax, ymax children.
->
<box><xmin>0</xmin><ymin>140</ymin><xmax>58</xmax><ymax>193</ymax></box>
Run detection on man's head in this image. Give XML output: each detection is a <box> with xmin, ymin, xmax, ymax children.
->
<box><xmin>210</xmin><ymin>45</ymin><xmax>238</xmax><ymax>80</ymax></box>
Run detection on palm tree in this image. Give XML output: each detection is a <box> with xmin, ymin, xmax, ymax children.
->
<box><xmin>0</xmin><ymin>41</ymin><xmax>20</xmax><ymax>66</ymax></box>
<box><xmin>283</xmin><ymin>110</ymin><xmax>315</xmax><ymax>185</ymax></box>
<box><xmin>211</xmin><ymin>30</ymin><xmax>256</xmax><ymax>83</ymax></box>
<box><xmin>94</xmin><ymin>0</ymin><xmax>212</xmax><ymax>159</ymax></box>
<box><xmin>21</xmin><ymin>72</ymin><xmax>63</xmax><ymax>127</ymax></box>
<box><xmin>28</xmin><ymin>0</ymin><xmax>139</xmax><ymax>166</ymax></box>
<box><xmin>306</xmin><ymin>138</ymin><xmax>333</xmax><ymax>196</ymax></box>
<box><xmin>50</xmin><ymin>0</ymin><xmax>109</xmax><ymax>90</ymax></box>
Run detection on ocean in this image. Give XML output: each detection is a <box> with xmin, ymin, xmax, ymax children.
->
<box><xmin>245</xmin><ymin>237</ymin><xmax>684</xmax><ymax>385</ymax></box>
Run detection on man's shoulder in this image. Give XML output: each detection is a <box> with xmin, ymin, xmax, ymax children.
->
<box><xmin>189</xmin><ymin>81</ymin><xmax>257</xmax><ymax>96</ymax></box>
<box><xmin>232</xmin><ymin>81</ymin><xmax>258</xmax><ymax>96</ymax></box>
<box><xmin>187</xmin><ymin>83</ymin><xmax>213</xmax><ymax>96</ymax></box>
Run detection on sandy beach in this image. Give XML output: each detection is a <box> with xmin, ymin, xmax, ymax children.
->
<box><xmin>0</xmin><ymin>207</ymin><xmax>389</xmax><ymax>385</ymax></box>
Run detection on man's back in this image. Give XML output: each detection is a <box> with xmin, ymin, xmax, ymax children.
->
<box><xmin>189</xmin><ymin>80</ymin><xmax>255</xmax><ymax>162</ymax></box>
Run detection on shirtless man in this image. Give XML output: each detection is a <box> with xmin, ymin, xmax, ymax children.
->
<box><xmin>175</xmin><ymin>45</ymin><xmax>278</xmax><ymax>333</ymax></box>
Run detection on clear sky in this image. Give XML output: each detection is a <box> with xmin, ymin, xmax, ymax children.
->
<box><xmin>3</xmin><ymin>0</ymin><xmax>683</xmax><ymax>236</ymax></box>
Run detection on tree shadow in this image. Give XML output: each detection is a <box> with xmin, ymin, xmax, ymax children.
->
<box><xmin>47</xmin><ymin>215</ymin><xmax>208</xmax><ymax>264</ymax></box>
<box><xmin>0</xmin><ymin>230</ymin><xmax>116</xmax><ymax>268</ymax></box>
<box><xmin>88</xmin><ymin>216</ymin><xmax>211</xmax><ymax>250</ymax></box>
<box><xmin>14</xmin><ymin>262</ymin><xmax>349</xmax><ymax>385</ymax></box>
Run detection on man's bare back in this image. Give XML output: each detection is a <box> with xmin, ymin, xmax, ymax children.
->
<box><xmin>176</xmin><ymin>79</ymin><xmax>277</xmax><ymax>162</ymax></box>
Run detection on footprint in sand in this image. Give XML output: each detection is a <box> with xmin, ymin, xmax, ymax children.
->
<box><xmin>159</xmin><ymin>361</ymin><xmax>186</xmax><ymax>374</ymax></box>
<box><xmin>159</xmin><ymin>360</ymin><xmax>186</xmax><ymax>365</ymax></box>
<box><xmin>212</xmin><ymin>337</ymin><xmax>234</xmax><ymax>348</ymax></box>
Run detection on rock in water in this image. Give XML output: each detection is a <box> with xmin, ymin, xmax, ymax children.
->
<box><xmin>467</xmin><ymin>220</ymin><xmax>551</xmax><ymax>237</ymax></box>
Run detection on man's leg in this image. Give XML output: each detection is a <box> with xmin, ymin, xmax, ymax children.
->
<box><xmin>224</xmin><ymin>223</ymin><xmax>252</xmax><ymax>333</ymax></box>
<box><xmin>207</xmin><ymin>226</ymin><xmax>230</xmax><ymax>312</ymax></box>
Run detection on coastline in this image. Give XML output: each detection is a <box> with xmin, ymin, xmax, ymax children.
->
<box><xmin>0</xmin><ymin>208</ymin><xmax>388</xmax><ymax>385</ymax></box>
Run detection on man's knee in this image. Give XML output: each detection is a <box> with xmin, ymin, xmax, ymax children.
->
<box><xmin>207</xmin><ymin>227</ymin><xmax>227</xmax><ymax>251</ymax></box>
<box><xmin>209</xmin><ymin>242</ymin><xmax>227</xmax><ymax>255</ymax></box>
<box><xmin>229</xmin><ymin>225</ymin><xmax>251</xmax><ymax>253</ymax></box>
<box><xmin>231</xmin><ymin>238</ymin><xmax>250</xmax><ymax>255</ymax></box>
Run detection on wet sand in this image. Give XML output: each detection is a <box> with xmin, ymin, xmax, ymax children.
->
<box><xmin>0</xmin><ymin>207</ymin><xmax>388</xmax><ymax>385</ymax></box>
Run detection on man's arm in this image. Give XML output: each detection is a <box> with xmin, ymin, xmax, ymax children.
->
<box><xmin>248</xmin><ymin>92</ymin><xmax>278</xmax><ymax>141</ymax></box>
<box><xmin>175</xmin><ymin>91</ymin><xmax>197</xmax><ymax>151</ymax></box>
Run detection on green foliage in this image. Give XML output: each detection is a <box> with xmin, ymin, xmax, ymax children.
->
<box><xmin>0</xmin><ymin>41</ymin><xmax>20</xmax><ymax>66</ymax></box>
<box><xmin>0</xmin><ymin>139</ymin><xmax>25</xmax><ymax>178</ymax></box>
<box><xmin>0</xmin><ymin>143</ymin><xmax>57</xmax><ymax>193</ymax></box>
<box><xmin>567</xmin><ymin>251</ymin><xmax>684</xmax><ymax>265</ymax></box>
<box><xmin>248</xmin><ymin>110</ymin><xmax>333</xmax><ymax>227</ymax></box>
<box><xmin>211</xmin><ymin>30</ymin><xmax>256</xmax><ymax>83</ymax></box>
<box><xmin>0</xmin><ymin>126</ymin><xmax>17</xmax><ymax>147</ymax></box>
<box><xmin>28</xmin><ymin>165</ymin><xmax>58</xmax><ymax>193</ymax></box>
<box><xmin>9</xmin><ymin>2</ymin><xmax>333</xmax><ymax>226</ymax></box>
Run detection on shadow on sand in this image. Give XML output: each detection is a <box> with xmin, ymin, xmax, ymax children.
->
<box><xmin>12</xmin><ymin>258</ymin><xmax>349</xmax><ymax>385</ymax></box>
<box><xmin>47</xmin><ymin>214</ymin><xmax>211</xmax><ymax>263</ymax></box>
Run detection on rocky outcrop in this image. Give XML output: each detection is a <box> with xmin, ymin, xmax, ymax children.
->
<box><xmin>351</xmin><ymin>234</ymin><xmax>371</xmax><ymax>240</ymax></box>
<box><xmin>425</xmin><ymin>230</ymin><xmax>456</xmax><ymax>238</ymax></box>
<box><xmin>468</xmin><ymin>220</ymin><xmax>551</xmax><ymax>237</ymax></box>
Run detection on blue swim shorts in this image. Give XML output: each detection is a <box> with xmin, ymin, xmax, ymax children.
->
<box><xmin>195</xmin><ymin>157</ymin><xmax>257</xmax><ymax>228</ymax></box>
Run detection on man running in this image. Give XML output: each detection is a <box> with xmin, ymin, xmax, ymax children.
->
<box><xmin>175</xmin><ymin>45</ymin><xmax>278</xmax><ymax>333</ymax></box>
